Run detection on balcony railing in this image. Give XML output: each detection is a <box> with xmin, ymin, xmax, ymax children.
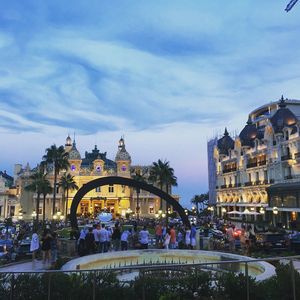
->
<box><xmin>246</xmin><ymin>162</ymin><xmax>257</xmax><ymax>169</ymax></box>
<box><xmin>254</xmin><ymin>180</ymin><xmax>260</xmax><ymax>185</ymax></box>
<box><xmin>244</xmin><ymin>182</ymin><xmax>253</xmax><ymax>186</ymax></box>
<box><xmin>234</xmin><ymin>183</ymin><xmax>241</xmax><ymax>187</ymax></box>
<box><xmin>223</xmin><ymin>168</ymin><xmax>237</xmax><ymax>174</ymax></box>
<box><xmin>258</xmin><ymin>160</ymin><xmax>267</xmax><ymax>166</ymax></box>
<box><xmin>285</xmin><ymin>175</ymin><xmax>293</xmax><ymax>180</ymax></box>
<box><xmin>220</xmin><ymin>184</ymin><xmax>227</xmax><ymax>189</ymax></box>
<box><xmin>295</xmin><ymin>152</ymin><xmax>300</xmax><ymax>159</ymax></box>
<box><xmin>281</xmin><ymin>154</ymin><xmax>292</xmax><ymax>161</ymax></box>
<box><xmin>228</xmin><ymin>184</ymin><xmax>233</xmax><ymax>188</ymax></box>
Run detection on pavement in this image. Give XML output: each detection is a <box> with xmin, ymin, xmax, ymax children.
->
<box><xmin>0</xmin><ymin>260</ymin><xmax>50</xmax><ymax>272</ymax></box>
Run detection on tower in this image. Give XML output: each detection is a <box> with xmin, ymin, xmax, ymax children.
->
<box><xmin>115</xmin><ymin>137</ymin><xmax>131</xmax><ymax>177</ymax></box>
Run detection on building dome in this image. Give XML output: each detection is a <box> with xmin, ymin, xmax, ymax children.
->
<box><xmin>115</xmin><ymin>138</ymin><xmax>131</xmax><ymax>162</ymax></box>
<box><xmin>65</xmin><ymin>135</ymin><xmax>72</xmax><ymax>146</ymax></box>
<box><xmin>270</xmin><ymin>96</ymin><xmax>298</xmax><ymax>133</ymax></box>
<box><xmin>68</xmin><ymin>142</ymin><xmax>81</xmax><ymax>160</ymax></box>
<box><xmin>239</xmin><ymin>117</ymin><xmax>257</xmax><ymax>147</ymax></box>
<box><xmin>217</xmin><ymin>128</ymin><xmax>234</xmax><ymax>155</ymax></box>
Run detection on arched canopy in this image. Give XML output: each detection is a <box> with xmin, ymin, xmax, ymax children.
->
<box><xmin>70</xmin><ymin>176</ymin><xmax>189</xmax><ymax>228</ymax></box>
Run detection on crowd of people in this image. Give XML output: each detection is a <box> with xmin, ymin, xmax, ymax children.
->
<box><xmin>75</xmin><ymin>222</ymin><xmax>198</xmax><ymax>256</ymax></box>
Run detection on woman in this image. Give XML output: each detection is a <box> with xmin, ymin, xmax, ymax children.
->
<box><xmin>30</xmin><ymin>230</ymin><xmax>40</xmax><ymax>263</ymax></box>
<box><xmin>41</xmin><ymin>229</ymin><xmax>52</xmax><ymax>266</ymax></box>
<box><xmin>185</xmin><ymin>225</ymin><xmax>191</xmax><ymax>249</ymax></box>
<box><xmin>163</xmin><ymin>228</ymin><xmax>171</xmax><ymax>249</ymax></box>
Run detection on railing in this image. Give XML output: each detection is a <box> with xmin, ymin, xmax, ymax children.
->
<box><xmin>0</xmin><ymin>255</ymin><xmax>298</xmax><ymax>300</ymax></box>
<box><xmin>281</xmin><ymin>154</ymin><xmax>292</xmax><ymax>161</ymax></box>
<box><xmin>234</xmin><ymin>183</ymin><xmax>241</xmax><ymax>187</ymax></box>
<box><xmin>258</xmin><ymin>160</ymin><xmax>267</xmax><ymax>166</ymax></box>
<box><xmin>244</xmin><ymin>182</ymin><xmax>253</xmax><ymax>186</ymax></box>
<box><xmin>223</xmin><ymin>168</ymin><xmax>237</xmax><ymax>174</ymax></box>
<box><xmin>285</xmin><ymin>175</ymin><xmax>293</xmax><ymax>180</ymax></box>
<box><xmin>254</xmin><ymin>180</ymin><xmax>260</xmax><ymax>185</ymax></box>
<box><xmin>220</xmin><ymin>184</ymin><xmax>227</xmax><ymax>189</ymax></box>
<box><xmin>246</xmin><ymin>162</ymin><xmax>257</xmax><ymax>169</ymax></box>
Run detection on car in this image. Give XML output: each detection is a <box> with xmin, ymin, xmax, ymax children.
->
<box><xmin>15</xmin><ymin>238</ymin><xmax>32</xmax><ymax>259</ymax></box>
<box><xmin>255</xmin><ymin>233</ymin><xmax>288</xmax><ymax>251</ymax></box>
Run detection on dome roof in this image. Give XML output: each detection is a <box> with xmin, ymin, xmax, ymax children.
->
<box><xmin>217</xmin><ymin>128</ymin><xmax>234</xmax><ymax>155</ymax></box>
<box><xmin>68</xmin><ymin>142</ymin><xmax>81</xmax><ymax>160</ymax></box>
<box><xmin>65</xmin><ymin>135</ymin><xmax>72</xmax><ymax>146</ymax></box>
<box><xmin>239</xmin><ymin>117</ymin><xmax>257</xmax><ymax>147</ymax></box>
<box><xmin>115</xmin><ymin>138</ymin><xmax>131</xmax><ymax>162</ymax></box>
<box><xmin>270</xmin><ymin>97</ymin><xmax>298</xmax><ymax>133</ymax></box>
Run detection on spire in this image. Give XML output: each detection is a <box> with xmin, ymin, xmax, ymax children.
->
<box><xmin>65</xmin><ymin>134</ymin><xmax>72</xmax><ymax>146</ymax></box>
<box><xmin>224</xmin><ymin>128</ymin><xmax>229</xmax><ymax>136</ymax></box>
<box><xmin>279</xmin><ymin>95</ymin><xmax>287</xmax><ymax>108</ymax></box>
<box><xmin>246</xmin><ymin>115</ymin><xmax>253</xmax><ymax>125</ymax></box>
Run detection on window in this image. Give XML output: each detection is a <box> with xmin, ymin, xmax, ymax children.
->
<box><xmin>121</xmin><ymin>185</ymin><xmax>126</xmax><ymax>193</ymax></box>
<box><xmin>109</xmin><ymin>185</ymin><xmax>114</xmax><ymax>193</ymax></box>
<box><xmin>95</xmin><ymin>187</ymin><xmax>101</xmax><ymax>193</ymax></box>
<box><xmin>38</xmin><ymin>207</ymin><xmax>42</xmax><ymax>215</ymax></box>
<box><xmin>256</xmin><ymin>172</ymin><xmax>259</xmax><ymax>182</ymax></box>
<box><xmin>264</xmin><ymin>170</ymin><xmax>268</xmax><ymax>180</ymax></box>
<box><xmin>248</xmin><ymin>173</ymin><xmax>252</xmax><ymax>182</ymax></box>
<box><xmin>56</xmin><ymin>184</ymin><xmax>59</xmax><ymax>194</ymax></box>
<box><xmin>149</xmin><ymin>207</ymin><xmax>154</xmax><ymax>214</ymax></box>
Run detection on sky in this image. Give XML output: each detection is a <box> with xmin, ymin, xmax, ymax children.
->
<box><xmin>1</xmin><ymin>1</ymin><xmax>300</xmax><ymax>207</ymax></box>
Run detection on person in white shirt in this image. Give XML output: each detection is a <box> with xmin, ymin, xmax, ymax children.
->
<box><xmin>30</xmin><ymin>231</ymin><xmax>40</xmax><ymax>262</ymax></box>
<box><xmin>106</xmin><ymin>226</ymin><xmax>112</xmax><ymax>252</ymax></box>
<box><xmin>93</xmin><ymin>224</ymin><xmax>101</xmax><ymax>252</ymax></box>
<box><xmin>139</xmin><ymin>226</ymin><xmax>149</xmax><ymax>249</ymax></box>
<box><xmin>98</xmin><ymin>224</ymin><xmax>108</xmax><ymax>253</ymax></box>
<box><xmin>163</xmin><ymin>229</ymin><xmax>171</xmax><ymax>249</ymax></box>
<box><xmin>185</xmin><ymin>226</ymin><xmax>191</xmax><ymax>249</ymax></box>
<box><xmin>121</xmin><ymin>229</ymin><xmax>131</xmax><ymax>250</ymax></box>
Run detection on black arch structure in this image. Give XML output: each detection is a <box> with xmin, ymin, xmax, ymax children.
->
<box><xmin>70</xmin><ymin>176</ymin><xmax>189</xmax><ymax>228</ymax></box>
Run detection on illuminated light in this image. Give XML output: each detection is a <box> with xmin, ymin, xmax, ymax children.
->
<box><xmin>57</xmin><ymin>211</ymin><xmax>62</xmax><ymax>216</ymax></box>
<box><xmin>162</xmin><ymin>213</ymin><xmax>166</xmax><ymax>218</ymax></box>
<box><xmin>53</xmin><ymin>215</ymin><xmax>58</xmax><ymax>220</ymax></box>
<box><xmin>273</xmin><ymin>207</ymin><xmax>279</xmax><ymax>215</ymax></box>
<box><xmin>221</xmin><ymin>208</ymin><xmax>227</xmax><ymax>213</ymax></box>
<box><xmin>244</xmin><ymin>208</ymin><xmax>250</xmax><ymax>214</ymax></box>
<box><xmin>155</xmin><ymin>214</ymin><xmax>159</xmax><ymax>218</ymax></box>
<box><xmin>259</xmin><ymin>207</ymin><xmax>265</xmax><ymax>214</ymax></box>
<box><xmin>250</xmin><ymin>207</ymin><xmax>255</xmax><ymax>211</ymax></box>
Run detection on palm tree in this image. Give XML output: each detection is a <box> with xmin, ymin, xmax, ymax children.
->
<box><xmin>150</xmin><ymin>159</ymin><xmax>177</xmax><ymax>218</ymax></box>
<box><xmin>43</xmin><ymin>145</ymin><xmax>70</xmax><ymax>215</ymax></box>
<box><xmin>59</xmin><ymin>173</ymin><xmax>79</xmax><ymax>220</ymax></box>
<box><xmin>132</xmin><ymin>170</ymin><xmax>147</xmax><ymax>220</ymax></box>
<box><xmin>25</xmin><ymin>171</ymin><xmax>47</xmax><ymax>223</ymax></box>
<box><xmin>41</xmin><ymin>180</ymin><xmax>52</xmax><ymax>224</ymax></box>
<box><xmin>191</xmin><ymin>193</ymin><xmax>209</xmax><ymax>214</ymax></box>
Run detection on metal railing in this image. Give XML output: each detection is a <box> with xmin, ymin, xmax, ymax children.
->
<box><xmin>0</xmin><ymin>255</ymin><xmax>299</xmax><ymax>300</ymax></box>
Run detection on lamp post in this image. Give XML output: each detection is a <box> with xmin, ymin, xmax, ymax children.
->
<box><xmin>272</xmin><ymin>206</ymin><xmax>278</xmax><ymax>227</ymax></box>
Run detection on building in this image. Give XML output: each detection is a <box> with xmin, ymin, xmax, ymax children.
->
<box><xmin>0</xmin><ymin>171</ymin><xmax>20</xmax><ymax>219</ymax></box>
<box><xmin>14</xmin><ymin>137</ymin><xmax>179</xmax><ymax>221</ymax></box>
<box><xmin>208</xmin><ymin>96</ymin><xmax>300</xmax><ymax>228</ymax></box>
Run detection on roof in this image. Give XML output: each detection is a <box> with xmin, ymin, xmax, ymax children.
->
<box><xmin>239</xmin><ymin>118</ymin><xmax>257</xmax><ymax>147</ymax></box>
<box><xmin>217</xmin><ymin>128</ymin><xmax>234</xmax><ymax>155</ymax></box>
<box><xmin>267</xmin><ymin>182</ymin><xmax>300</xmax><ymax>194</ymax></box>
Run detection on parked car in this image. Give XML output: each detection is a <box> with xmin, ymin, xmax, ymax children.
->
<box><xmin>15</xmin><ymin>237</ymin><xmax>32</xmax><ymax>259</ymax></box>
<box><xmin>255</xmin><ymin>233</ymin><xmax>288</xmax><ymax>251</ymax></box>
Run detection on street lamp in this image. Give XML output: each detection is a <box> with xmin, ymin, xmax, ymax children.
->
<box><xmin>259</xmin><ymin>207</ymin><xmax>265</xmax><ymax>214</ymax></box>
<box><xmin>272</xmin><ymin>207</ymin><xmax>278</xmax><ymax>215</ymax></box>
<box><xmin>31</xmin><ymin>210</ymin><xmax>37</xmax><ymax>219</ymax></box>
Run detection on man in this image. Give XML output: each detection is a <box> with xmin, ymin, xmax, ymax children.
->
<box><xmin>85</xmin><ymin>227</ymin><xmax>95</xmax><ymax>254</ymax></box>
<box><xmin>98</xmin><ymin>224</ymin><xmax>108</xmax><ymax>253</ymax></box>
<box><xmin>169</xmin><ymin>225</ymin><xmax>176</xmax><ymax>249</ymax></box>
<box><xmin>112</xmin><ymin>224</ymin><xmax>121</xmax><ymax>251</ymax></box>
<box><xmin>121</xmin><ymin>229</ymin><xmax>131</xmax><ymax>251</ymax></box>
<box><xmin>190</xmin><ymin>223</ymin><xmax>197</xmax><ymax>250</ymax></box>
<box><xmin>92</xmin><ymin>224</ymin><xmax>100</xmax><ymax>252</ymax></box>
<box><xmin>139</xmin><ymin>226</ymin><xmax>149</xmax><ymax>249</ymax></box>
<box><xmin>155</xmin><ymin>223</ymin><xmax>163</xmax><ymax>247</ymax></box>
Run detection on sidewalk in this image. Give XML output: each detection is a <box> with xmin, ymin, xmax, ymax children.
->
<box><xmin>0</xmin><ymin>260</ymin><xmax>50</xmax><ymax>272</ymax></box>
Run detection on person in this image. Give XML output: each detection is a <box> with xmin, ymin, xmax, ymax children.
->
<box><xmin>98</xmin><ymin>224</ymin><xmax>108</xmax><ymax>253</ymax></box>
<box><xmin>240</xmin><ymin>225</ymin><xmax>246</xmax><ymax>255</ymax></box>
<box><xmin>112</xmin><ymin>224</ymin><xmax>121</xmax><ymax>251</ymax></box>
<box><xmin>41</xmin><ymin>229</ymin><xmax>52</xmax><ymax>266</ymax></box>
<box><xmin>106</xmin><ymin>226</ymin><xmax>112</xmax><ymax>252</ymax></box>
<box><xmin>93</xmin><ymin>224</ymin><xmax>100</xmax><ymax>252</ymax></box>
<box><xmin>139</xmin><ymin>226</ymin><xmax>149</xmax><ymax>249</ymax></box>
<box><xmin>78</xmin><ymin>227</ymin><xmax>87</xmax><ymax>256</ymax></box>
<box><xmin>85</xmin><ymin>227</ymin><xmax>95</xmax><ymax>254</ymax></box>
<box><xmin>185</xmin><ymin>225</ymin><xmax>191</xmax><ymax>249</ymax></box>
<box><xmin>155</xmin><ymin>223</ymin><xmax>163</xmax><ymax>247</ymax></box>
<box><xmin>190</xmin><ymin>223</ymin><xmax>197</xmax><ymax>250</ymax></box>
<box><xmin>50</xmin><ymin>232</ymin><xmax>58</xmax><ymax>266</ymax></box>
<box><xmin>169</xmin><ymin>225</ymin><xmax>176</xmax><ymax>249</ymax></box>
<box><xmin>30</xmin><ymin>230</ymin><xmax>40</xmax><ymax>264</ymax></box>
<box><xmin>121</xmin><ymin>229</ymin><xmax>131</xmax><ymax>250</ymax></box>
<box><xmin>177</xmin><ymin>229</ymin><xmax>184</xmax><ymax>249</ymax></box>
<box><xmin>163</xmin><ymin>228</ymin><xmax>171</xmax><ymax>249</ymax></box>
<box><xmin>226</xmin><ymin>225</ymin><xmax>235</xmax><ymax>252</ymax></box>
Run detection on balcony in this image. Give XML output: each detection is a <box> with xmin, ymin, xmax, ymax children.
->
<box><xmin>220</xmin><ymin>184</ymin><xmax>227</xmax><ymax>189</ymax></box>
<box><xmin>254</xmin><ymin>180</ymin><xmax>261</xmax><ymax>185</ymax></box>
<box><xmin>246</xmin><ymin>162</ymin><xmax>257</xmax><ymax>169</ymax></box>
<box><xmin>281</xmin><ymin>154</ymin><xmax>292</xmax><ymax>161</ymax></box>
<box><xmin>223</xmin><ymin>168</ymin><xmax>237</xmax><ymax>174</ymax></box>
<box><xmin>258</xmin><ymin>160</ymin><xmax>267</xmax><ymax>166</ymax></box>
<box><xmin>262</xmin><ymin>179</ymin><xmax>269</xmax><ymax>185</ymax></box>
<box><xmin>244</xmin><ymin>182</ymin><xmax>253</xmax><ymax>186</ymax></box>
<box><xmin>228</xmin><ymin>184</ymin><xmax>233</xmax><ymax>188</ymax></box>
<box><xmin>234</xmin><ymin>183</ymin><xmax>241</xmax><ymax>187</ymax></box>
<box><xmin>285</xmin><ymin>175</ymin><xmax>293</xmax><ymax>180</ymax></box>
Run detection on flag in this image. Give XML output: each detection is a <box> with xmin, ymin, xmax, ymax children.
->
<box><xmin>285</xmin><ymin>0</ymin><xmax>299</xmax><ymax>12</ymax></box>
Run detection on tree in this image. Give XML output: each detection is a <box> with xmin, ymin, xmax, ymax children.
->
<box><xmin>191</xmin><ymin>193</ymin><xmax>209</xmax><ymax>214</ymax></box>
<box><xmin>40</xmin><ymin>179</ymin><xmax>52</xmax><ymax>224</ymax></box>
<box><xmin>25</xmin><ymin>171</ymin><xmax>48</xmax><ymax>223</ymax></box>
<box><xmin>43</xmin><ymin>145</ymin><xmax>70</xmax><ymax>215</ymax></box>
<box><xmin>59</xmin><ymin>173</ymin><xmax>79</xmax><ymax>220</ymax></box>
<box><xmin>150</xmin><ymin>159</ymin><xmax>177</xmax><ymax>225</ymax></box>
<box><xmin>132</xmin><ymin>170</ymin><xmax>147</xmax><ymax>220</ymax></box>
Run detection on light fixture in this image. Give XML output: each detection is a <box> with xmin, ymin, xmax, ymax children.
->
<box><xmin>221</xmin><ymin>207</ymin><xmax>227</xmax><ymax>213</ymax></box>
<box><xmin>31</xmin><ymin>211</ymin><xmax>37</xmax><ymax>218</ymax></box>
<box><xmin>57</xmin><ymin>211</ymin><xmax>62</xmax><ymax>216</ymax></box>
<box><xmin>259</xmin><ymin>207</ymin><xmax>265</xmax><ymax>214</ymax></box>
<box><xmin>273</xmin><ymin>207</ymin><xmax>279</xmax><ymax>215</ymax></box>
<box><xmin>250</xmin><ymin>207</ymin><xmax>255</xmax><ymax>211</ymax></box>
<box><xmin>155</xmin><ymin>213</ymin><xmax>159</xmax><ymax>218</ymax></box>
<box><xmin>162</xmin><ymin>213</ymin><xmax>166</xmax><ymax>218</ymax></box>
<box><xmin>244</xmin><ymin>208</ymin><xmax>250</xmax><ymax>214</ymax></box>
<box><xmin>158</xmin><ymin>210</ymin><xmax>162</xmax><ymax>215</ymax></box>
<box><xmin>53</xmin><ymin>214</ymin><xmax>58</xmax><ymax>220</ymax></box>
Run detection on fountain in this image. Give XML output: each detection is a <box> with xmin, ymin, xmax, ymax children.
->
<box><xmin>61</xmin><ymin>249</ymin><xmax>275</xmax><ymax>281</ymax></box>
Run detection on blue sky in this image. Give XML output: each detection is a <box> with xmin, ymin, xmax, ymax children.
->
<box><xmin>1</xmin><ymin>1</ymin><xmax>300</xmax><ymax>207</ymax></box>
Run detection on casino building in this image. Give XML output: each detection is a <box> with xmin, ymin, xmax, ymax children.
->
<box><xmin>208</xmin><ymin>97</ymin><xmax>300</xmax><ymax>228</ymax></box>
<box><xmin>13</xmin><ymin>137</ymin><xmax>179</xmax><ymax>221</ymax></box>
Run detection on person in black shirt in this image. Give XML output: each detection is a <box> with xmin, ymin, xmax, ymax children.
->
<box><xmin>85</xmin><ymin>227</ymin><xmax>95</xmax><ymax>255</ymax></box>
<box><xmin>41</xmin><ymin>229</ymin><xmax>52</xmax><ymax>266</ymax></box>
<box><xmin>112</xmin><ymin>224</ymin><xmax>121</xmax><ymax>251</ymax></box>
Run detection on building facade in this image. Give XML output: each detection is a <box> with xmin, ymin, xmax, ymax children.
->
<box><xmin>13</xmin><ymin>137</ymin><xmax>179</xmax><ymax>221</ymax></box>
<box><xmin>208</xmin><ymin>97</ymin><xmax>300</xmax><ymax>228</ymax></box>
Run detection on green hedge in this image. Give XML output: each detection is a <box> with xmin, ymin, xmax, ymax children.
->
<box><xmin>0</xmin><ymin>264</ymin><xmax>298</xmax><ymax>300</ymax></box>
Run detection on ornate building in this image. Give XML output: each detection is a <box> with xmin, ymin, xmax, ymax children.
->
<box><xmin>208</xmin><ymin>97</ymin><xmax>300</xmax><ymax>228</ymax></box>
<box><xmin>14</xmin><ymin>137</ymin><xmax>179</xmax><ymax>221</ymax></box>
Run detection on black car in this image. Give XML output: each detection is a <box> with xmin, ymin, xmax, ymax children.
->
<box><xmin>255</xmin><ymin>233</ymin><xmax>288</xmax><ymax>251</ymax></box>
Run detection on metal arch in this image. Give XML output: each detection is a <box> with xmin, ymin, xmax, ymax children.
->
<box><xmin>70</xmin><ymin>176</ymin><xmax>189</xmax><ymax>228</ymax></box>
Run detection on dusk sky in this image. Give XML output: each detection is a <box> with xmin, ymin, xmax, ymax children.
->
<box><xmin>1</xmin><ymin>1</ymin><xmax>300</xmax><ymax>207</ymax></box>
